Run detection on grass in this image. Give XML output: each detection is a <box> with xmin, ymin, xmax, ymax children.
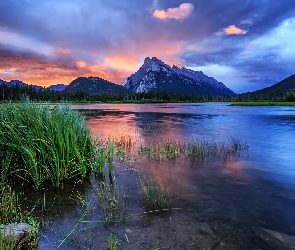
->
<box><xmin>140</xmin><ymin>176</ymin><xmax>171</xmax><ymax>213</ymax></box>
<box><xmin>112</xmin><ymin>128</ymin><xmax>140</xmax><ymax>149</ymax></box>
<box><xmin>92</xmin><ymin>145</ymin><xmax>107</xmax><ymax>177</ymax></box>
<box><xmin>0</xmin><ymin>102</ymin><xmax>94</xmax><ymax>248</ymax></box>
<box><xmin>0</xmin><ymin>102</ymin><xmax>251</xmax><ymax>248</ymax></box>
<box><xmin>186</xmin><ymin>137</ymin><xmax>249</xmax><ymax>162</ymax></box>
<box><xmin>0</xmin><ymin>184</ymin><xmax>38</xmax><ymax>249</ymax></box>
<box><xmin>108</xmin><ymin>233</ymin><xmax>121</xmax><ymax>250</ymax></box>
<box><xmin>93</xmin><ymin>180</ymin><xmax>125</xmax><ymax>224</ymax></box>
<box><xmin>142</xmin><ymin>124</ymin><xmax>169</xmax><ymax>134</ymax></box>
<box><xmin>230</xmin><ymin>101</ymin><xmax>295</xmax><ymax>106</ymax></box>
<box><xmin>0</xmin><ymin>102</ymin><xmax>94</xmax><ymax>189</ymax></box>
<box><xmin>139</xmin><ymin>140</ymin><xmax>184</xmax><ymax>162</ymax></box>
<box><xmin>0</xmin><ymin>184</ymin><xmax>22</xmax><ymax>225</ymax></box>
<box><xmin>138</xmin><ymin>137</ymin><xmax>248</xmax><ymax>163</ymax></box>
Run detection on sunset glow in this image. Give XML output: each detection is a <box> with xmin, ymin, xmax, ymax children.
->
<box><xmin>0</xmin><ymin>1</ymin><xmax>294</xmax><ymax>92</ymax></box>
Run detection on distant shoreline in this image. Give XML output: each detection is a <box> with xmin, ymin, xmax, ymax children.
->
<box><xmin>1</xmin><ymin>100</ymin><xmax>295</xmax><ymax>106</ymax></box>
<box><xmin>230</xmin><ymin>101</ymin><xmax>295</xmax><ymax>106</ymax></box>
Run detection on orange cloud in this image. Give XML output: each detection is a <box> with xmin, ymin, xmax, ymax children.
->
<box><xmin>54</xmin><ymin>47</ymin><xmax>72</xmax><ymax>55</ymax></box>
<box><xmin>219</xmin><ymin>25</ymin><xmax>248</xmax><ymax>35</ymax></box>
<box><xmin>104</xmin><ymin>57</ymin><xmax>138</xmax><ymax>71</ymax></box>
<box><xmin>153</xmin><ymin>3</ymin><xmax>194</xmax><ymax>20</ymax></box>
<box><xmin>76</xmin><ymin>61</ymin><xmax>86</xmax><ymax>68</ymax></box>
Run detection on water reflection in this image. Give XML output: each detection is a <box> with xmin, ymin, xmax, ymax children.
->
<box><xmin>78</xmin><ymin>103</ymin><xmax>295</xmax><ymax>189</ymax></box>
<box><xmin>34</xmin><ymin>103</ymin><xmax>295</xmax><ymax>249</ymax></box>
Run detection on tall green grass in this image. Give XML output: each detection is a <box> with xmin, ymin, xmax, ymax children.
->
<box><xmin>0</xmin><ymin>103</ymin><xmax>94</xmax><ymax>189</ymax></box>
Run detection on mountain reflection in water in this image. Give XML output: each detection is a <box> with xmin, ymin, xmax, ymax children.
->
<box><xmin>36</xmin><ymin>103</ymin><xmax>295</xmax><ymax>249</ymax></box>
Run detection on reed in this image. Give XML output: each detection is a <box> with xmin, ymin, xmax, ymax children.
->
<box><xmin>0</xmin><ymin>103</ymin><xmax>94</xmax><ymax>189</ymax></box>
<box><xmin>0</xmin><ymin>184</ymin><xmax>21</xmax><ymax>224</ymax></box>
<box><xmin>140</xmin><ymin>176</ymin><xmax>171</xmax><ymax>212</ymax></box>
<box><xmin>142</xmin><ymin>124</ymin><xmax>169</xmax><ymax>134</ymax></box>
<box><xmin>108</xmin><ymin>141</ymin><xmax>115</xmax><ymax>174</ymax></box>
<box><xmin>186</xmin><ymin>137</ymin><xmax>249</xmax><ymax>161</ymax></box>
<box><xmin>0</xmin><ymin>230</ymin><xmax>16</xmax><ymax>250</ymax></box>
<box><xmin>92</xmin><ymin>144</ymin><xmax>107</xmax><ymax>177</ymax></box>
<box><xmin>138</xmin><ymin>137</ymin><xmax>248</xmax><ymax>163</ymax></box>
<box><xmin>108</xmin><ymin>233</ymin><xmax>121</xmax><ymax>250</ymax></box>
<box><xmin>0</xmin><ymin>184</ymin><xmax>39</xmax><ymax>249</ymax></box>
<box><xmin>112</xmin><ymin>128</ymin><xmax>139</xmax><ymax>149</ymax></box>
<box><xmin>93</xmin><ymin>181</ymin><xmax>125</xmax><ymax>224</ymax></box>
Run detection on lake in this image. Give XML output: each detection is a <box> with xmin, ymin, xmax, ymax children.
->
<box><xmin>36</xmin><ymin>103</ymin><xmax>295</xmax><ymax>249</ymax></box>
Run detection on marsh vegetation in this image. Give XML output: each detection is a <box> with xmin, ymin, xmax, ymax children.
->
<box><xmin>0</xmin><ymin>102</ymin><xmax>251</xmax><ymax>249</ymax></box>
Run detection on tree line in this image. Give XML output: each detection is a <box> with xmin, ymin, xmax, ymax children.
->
<box><xmin>0</xmin><ymin>83</ymin><xmax>237</xmax><ymax>103</ymax></box>
<box><xmin>235</xmin><ymin>91</ymin><xmax>295</xmax><ymax>102</ymax></box>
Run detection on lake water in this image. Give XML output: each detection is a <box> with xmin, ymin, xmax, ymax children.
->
<box><xmin>36</xmin><ymin>103</ymin><xmax>295</xmax><ymax>249</ymax></box>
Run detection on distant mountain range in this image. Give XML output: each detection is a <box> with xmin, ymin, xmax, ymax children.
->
<box><xmin>2</xmin><ymin>57</ymin><xmax>294</xmax><ymax>98</ymax></box>
<box><xmin>63</xmin><ymin>57</ymin><xmax>235</xmax><ymax>96</ymax></box>
<box><xmin>48</xmin><ymin>84</ymin><xmax>67</xmax><ymax>91</ymax></box>
<box><xmin>125</xmin><ymin>57</ymin><xmax>235</xmax><ymax>96</ymax></box>
<box><xmin>0</xmin><ymin>79</ymin><xmax>26</xmax><ymax>87</ymax></box>
<box><xmin>0</xmin><ymin>79</ymin><xmax>66</xmax><ymax>91</ymax></box>
<box><xmin>64</xmin><ymin>76</ymin><xmax>129</xmax><ymax>94</ymax></box>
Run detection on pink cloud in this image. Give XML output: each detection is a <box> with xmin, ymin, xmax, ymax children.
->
<box><xmin>219</xmin><ymin>25</ymin><xmax>248</xmax><ymax>35</ymax></box>
<box><xmin>153</xmin><ymin>3</ymin><xmax>194</xmax><ymax>20</ymax></box>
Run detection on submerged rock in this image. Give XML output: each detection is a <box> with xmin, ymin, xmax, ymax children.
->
<box><xmin>253</xmin><ymin>227</ymin><xmax>295</xmax><ymax>250</ymax></box>
<box><xmin>0</xmin><ymin>223</ymin><xmax>34</xmax><ymax>249</ymax></box>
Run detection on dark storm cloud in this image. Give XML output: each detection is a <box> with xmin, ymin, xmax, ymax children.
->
<box><xmin>1</xmin><ymin>0</ymin><xmax>294</xmax><ymax>51</ymax></box>
<box><xmin>0</xmin><ymin>44</ymin><xmax>46</xmax><ymax>61</ymax></box>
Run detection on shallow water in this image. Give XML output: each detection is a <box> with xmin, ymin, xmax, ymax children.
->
<box><xmin>32</xmin><ymin>103</ymin><xmax>295</xmax><ymax>249</ymax></box>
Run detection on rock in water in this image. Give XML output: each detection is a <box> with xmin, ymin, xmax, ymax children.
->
<box><xmin>0</xmin><ymin>223</ymin><xmax>34</xmax><ymax>249</ymax></box>
<box><xmin>253</xmin><ymin>227</ymin><xmax>295</xmax><ymax>250</ymax></box>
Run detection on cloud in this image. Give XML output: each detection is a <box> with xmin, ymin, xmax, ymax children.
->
<box><xmin>0</xmin><ymin>0</ymin><xmax>295</xmax><ymax>92</ymax></box>
<box><xmin>239</xmin><ymin>72</ymin><xmax>260</xmax><ymax>82</ymax></box>
<box><xmin>240</xmin><ymin>14</ymin><xmax>265</xmax><ymax>27</ymax></box>
<box><xmin>219</xmin><ymin>25</ymin><xmax>248</xmax><ymax>35</ymax></box>
<box><xmin>151</xmin><ymin>0</ymin><xmax>158</xmax><ymax>10</ymax></box>
<box><xmin>239</xmin><ymin>72</ymin><xmax>258</xmax><ymax>79</ymax></box>
<box><xmin>240</xmin><ymin>19</ymin><xmax>253</xmax><ymax>25</ymax></box>
<box><xmin>153</xmin><ymin>3</ymin><xmax>194</xmax><ymax>20</ymax></box>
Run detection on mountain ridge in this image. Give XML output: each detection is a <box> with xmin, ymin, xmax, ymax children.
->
<box><xmin>124</xmin><ymin>57</ymin><xmax>235</xmax><ymax>96</ymax></box>
<box><xmin>241</xmin><ymin>74</ymin><xmax>295</xmax><ymax>98</ymax></box>
<box><xmin>64</xmin><ymin>76</ymin><xmax>129</xmax><ymax>94</ymax></box>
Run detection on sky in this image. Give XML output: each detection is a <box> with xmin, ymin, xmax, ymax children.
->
<box><xmin>0</xmin><ymin>0</ymin><xmax>295</xmax><ymax>93</ymax></box>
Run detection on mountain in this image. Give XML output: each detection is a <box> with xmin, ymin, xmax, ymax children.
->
<box><xmin>0</xmin><ymin>79</ymin><xmax>43</xmax><ymax>90</ymax></box>
<box><xmin>0</xmin><ymin>79</ymin><xmax>26</xmax><ymax>86</ymax></box>
<box><xmin>124</xmin><ymin>57</ymin><xmax>235</xmax><ymax>96</ymax></box>
<box><xmin>64</xmin><ymin>76</ymin><xmax>129</xmax><ymax>94</ymax></box>
<box><xmin>242</xmin><ymin>74</ymin><xmax>295</xmax><ymax>98</ymax></box>
<box><xmin>48</xmin><ymin>84</ymin><xmax>67</xmax><ymax>91</ymax></box>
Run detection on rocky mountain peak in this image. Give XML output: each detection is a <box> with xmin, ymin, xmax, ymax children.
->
<box><xmin>142</xmin><ymin>57</ymin><xmax>170</xmax><ymax>72</ymax></box>
<box><xmin>124</xmin><ymin>57</ymin><xmax>235</xmax><ymax>95</ymax></box>
<box><xmin>144</xmin><ymin>56</ymin><xmax>165</xmax><ymax>66</ymax></box>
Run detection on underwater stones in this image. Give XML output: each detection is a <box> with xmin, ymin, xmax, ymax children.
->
<box><xmin>0</xmin><ymin>223</ymin><xmax>34</xmax><ymax>249</ymax></box>
<box><xmin>253</xmin><ymin>227</ymin><xmax>295</xmax><ymax>250</ymax></box>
